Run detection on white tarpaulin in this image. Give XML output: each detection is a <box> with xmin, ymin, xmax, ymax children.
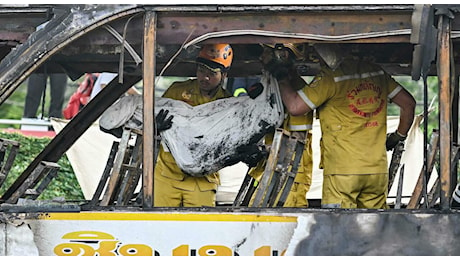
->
<box><xmin>52</xmin><ymin>118</ymin><xmax>118</xmax><ymax>200</ymax></box>
<box><xmin>99</xmin><ymin>72</ymin><xmax>285</xmax><ymax>177</ymax></box>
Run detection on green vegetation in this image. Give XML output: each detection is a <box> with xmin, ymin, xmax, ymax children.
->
<box><xmin>391</xmin><ymin>76</ymin><xmax>440</xmax><ymax>138</ymax></box>
<box><xmin>0</xmin><ymin>132</ymin><xmax>84</xmax><ymax>201</ymax></box>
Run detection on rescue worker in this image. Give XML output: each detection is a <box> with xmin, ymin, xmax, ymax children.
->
<box><xmin>154</xmin><ymin>43</ymin><xmax>234</xmax><ymax>207</ymax></box>
<box><xmin>248</xmin><ymin>43</ymin><xmax>314</xmax><ymax>207</ymax></box>
<box><xmin>264</xmin><ymin>43</ymin><xmax>416</xmax><ymax>209</ymax></box>
<box><xmin>282</xmin><ymin>115</ymin><xmax>313</xmax><ymax>207</ymax></box>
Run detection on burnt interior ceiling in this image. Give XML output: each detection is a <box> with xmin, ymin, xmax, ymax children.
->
<box><xmin>2</xmin><ymin>5</ymin><xmax>460</xmax><ymax>80</ymax></box>
<box><xmin>34</xmin><ymin>8</ymin><xmax>421</xmax><ymax>79</ymax></box>
<box><xmin>0</xmin><ymin>6</ymin><xmax>50</xmax><ymax>62</ymax></box>
<box><xmin>48</xmin><ymin>30</ymin><xmax>418</xmax><ymax>79</ymax></box>
<box><xmin>50</xmin><ymin>42</ymin><xmax>417</xmax><ymax>79</ymax></box>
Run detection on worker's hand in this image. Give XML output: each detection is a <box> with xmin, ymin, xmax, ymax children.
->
<box><xmin>247</xmin><ymin>82</ymin><xmax>264</xmax><ymax>99</ymax></box>
<box><xmin>156</xmin><ymin>109</ymin><xmax>174</xmax><ymax>132</ymax></box>
<box><xmin>386</xmin><ymin>131</ymin><xmax>406</xmax><ymax>151</ymax></box>
<box><xmin>260</xmin><ymin>46</ymin><xmax>294</xmax><ymax>81</ymax></box>
<box><xmin>237</xmin><ymin>144</ymin><xmax>268</xmax><ymax>168</ymax></box>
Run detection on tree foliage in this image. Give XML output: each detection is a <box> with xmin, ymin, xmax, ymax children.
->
<box><xmin>0</xmin><ymin>132</ymin><xmax>84</xmax><ymax>201</ymax></box>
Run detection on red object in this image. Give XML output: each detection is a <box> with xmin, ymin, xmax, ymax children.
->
<box><xmin>1</xmin><ymin>128</ymin><xmax>56</xmax><ymax>138</ymax></box>
<box><xmin>62</xmin><ymin>73</ymin><xmax>97</xmax><ymax>119</ymax></box>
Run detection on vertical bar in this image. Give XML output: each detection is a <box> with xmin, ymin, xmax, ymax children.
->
<box><xmin>451</xmin><ymin>75</ymin><xmax>459</xmax><ymax>193</ymax></box>
<box><xmin>142</xmin><ymin>10</ymin><xmax>156</xmax><ymax>208</ymax></box>
<box><xmin>394</xmin><ymin>164</ymin><xmax>404</xmax><ymax>209</ymax></box>
<box><xmin>100</xmin><ymin>128</ymin><xmax>131</xmax><ymax>206</ymax></box>
<box><xmin>452</xmin><ymin>76</ymin><xmax>459</xmax><ymax>145</ymax></box>
<box><xmin>89</xmin><ymin>141</ymin><xmax>119</xmax><ymax>206</ymax></box>
<box><xmin>437</xmin><ymin>14</ymin><xmax>452</xmax><ymax>210</ymax></box>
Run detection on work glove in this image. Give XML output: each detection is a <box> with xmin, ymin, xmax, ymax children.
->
<box><xmin>237</xmin><ymin>144</ymin><xmax>268</xmax><ymax>168</ymax></box>
<box><xmin>386</xmin><ymin>131</ymin><xmax>407</xmax><ymax>151</ymax></box>
<box><xmin>247</xmin><ymin>82</ymin><xmax>264</xmax><ymax>99</ymax></box>
<box><xmin>156</xmin><ymin>109</ymin><xmax>174</xmax><ymax>132</ymax></box>
<box><xmin>100</xmin><ymin>125</ymin><xmax>123</xmax><ymax>138</ymax></box>
<box><xmin>261</xmin><ymin>45</ymin><xmax>294</xmax><ymax>81</ymax></box>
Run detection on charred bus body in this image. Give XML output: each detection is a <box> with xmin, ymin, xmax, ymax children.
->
<box><xmin>0</xmin><ymin>4</ymin><xmax>460</xmax><ymax>256</ymax></box>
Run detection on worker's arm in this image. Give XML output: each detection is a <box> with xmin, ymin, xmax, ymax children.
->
<box><xmin>260</xmin><ymin>46</ymin><xmax>312</xmax><ymax>116</ymax></box>
<box><xmin>386</xmin><ymin>87</ymin><xmax>416</xmax><ymax>151</ymax></box>
<box><xmin>391</xmin><ymin>87</ymin><xmax>416</xmax><ymax>136</ymax></box>
<box><xmin>277</xmin><ymin>69</ymin><xmax>313</xmax><ymax>116</ymax></box>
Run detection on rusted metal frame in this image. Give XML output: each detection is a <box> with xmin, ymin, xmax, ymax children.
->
<box><xmin>452</xmin><ymin>73</ymin><xmax>459</xmax><ymax>145</ymax></box>
<box><xmin>116</xmin><ymin>131</ymin><xmax>143</xmax><ymax>206</ymax></box>
<box><xmin>5</xmin><ymin>161</ymin><xmax>59</xmax><ymax>204</ymax></box>
<box><xmin>407</xmin><ymin>130</ymin><xmax>439</xmax><ymax>209</ymax></box>
<box><xmin>0</xmin><ymin>138</ymin><xmax>19</xmax><ymax>189</ymax></box>
<box><xmin>155</xmin><ymin>11</ymin><xmax>413</xmax><ymax>45</ymax></box>
<box><xmin>450</xmin><ymin>59</ymin><xmax>459</xmax><ymax>195</ymax></box>
<box><xmin>270</xmin><ymin>135</ymin><xmax>297</xmax><ymax>207</ymax></box>
<box><xmin>150</xmin><ymin>4</ymin><xmax>414</xmax><ymax>13</ymax></box>
<box><xmin>0</xmin><ymin>74</ymin><xmax>141</xmax><ymax>202</ymax></box>
<box><xmin>100</xmin><ymin>127</ymin><xmax>133</xmax><ymax>206</ymax></box>
<box><xmin>142</xmin><ymin>10</ymin><xmax>156</xmax><ymax>208</ymax></box>
<box><xmin>88</xmin><ymin>141</ymin><xmax>119</xmax><ymax>206</ymax></box>
<box><xmin>25</xmin><ymin>164</ymin><xmax>60</xmax><ymax>200</ymax></box>
<box><xmin>0</xmin><ymin>6</ymin><xmax>143</xmax><ymax>105</ymax></box>
<box><xmin>450</xmin><ymin>144</ymin><xmax>460</xmax><ymax>205</ymax></box>
<box><xmin>252</xmin><ymin>129</ymin><xmax>285</xmax><ymax>207</ymax></box>
<box><xmin>264</xmin><ymin>133</ymin><xmax>292</xmax><ymax>207</ymax></box>
<box><xmin>0</xmin><ymin>6</ymin><xmax>51</xmax><ymax>43</ymax></box>
<box><xmin>232</xmin><ymin>168</ymin><xmax>253</xmax><ymax>207</ymax></box>
<box><xmin>428</xmin><ymin>145</ymin><xmax>460</xmax><ymax>207</ymax></box>
<box><xmin>438</xmin><ymin>13</ymin><xmax>453</xmax><ymax>210</ymax></box>
<box><xmin>395</xmin><ymin>165</ymin><xmax>405</xmax><ymax>209</ymax></box>
<box><xmin>0</xmin><ymin>7</ymin><xmax>145</xmax><ymax>202</ymax></box>
<box><xmin>276</xmin><ymin>138</ymin><xmax>305</xmax><ymax>207</ymax></box>
<box><xmin>388</xmin><ymin>141</ymin><xmax>405</xmax><ymax>192</ymax></box>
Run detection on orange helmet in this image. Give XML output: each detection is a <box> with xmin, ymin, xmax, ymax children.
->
<box><xmin>196</xmin><ymin>44</ymin><xmax>233</xmax><ymax>72</ymax></box>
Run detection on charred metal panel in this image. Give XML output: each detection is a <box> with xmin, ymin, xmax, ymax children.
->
<box><xmin>0</xmin><ymin>6</ymin><xmax>51</xmax><ymax>61</ymax></box>
<box><xmin>293</xmin><ymin>210</ymin><xmax>460</xmax><ymax>255</ymax></box>
<box><xmin>2</xmin><ymin>208</ymin><xmax>460</xmax><ymax>256</ymax></box>
<box><xmin>0</xmin><ymin>7</ymin><xmax>50</xmax><ymax>42</ymax></box>
<box><xmin>43</xmin><ymin>5</ymin><xmax>417</xmax><ymax>78</ymax></box>
<box><xmin>156</xmin><ymin>10</ymin><xmax>413</xmax><ymax>45</ymax></box>
<box><xmin>0</xmin><ymin>5</ymin><xmax>142</xmax><ymax>103</ymax></box>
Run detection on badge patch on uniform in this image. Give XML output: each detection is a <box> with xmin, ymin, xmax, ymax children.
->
<box><xmin>309</xmin><ymin>74</ymin><xmax>322</xmax><ymax>88</ymax></box>
<box><xmin>182</xmin><ymin>90</ymin><xmax>192</xmax><ymax>100</ymax></box>
<box><xmin>347</xmin><ymin>81</ymin><xmax>384</xmax><ymax>118</ymax></box>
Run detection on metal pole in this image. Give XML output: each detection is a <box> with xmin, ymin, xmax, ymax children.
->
<box><xmin>142</xmin><ymin>10</ymin><xmax>156</xmax><ymax>208</ymax></box>
<box><xmin>437</xmin><ymin>13</ymin><xmax>452</xmax><ymax>210</ymax></box>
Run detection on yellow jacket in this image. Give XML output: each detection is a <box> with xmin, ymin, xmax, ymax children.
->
<box><xmin>300</xmin><ymin>58</ymin><xmax>400</xmax><ymax>175</ymax></box>
<box><xmin>155</xmin><ymin>79</ymin><xmax>231</xmax><ymax>191</ymax></box>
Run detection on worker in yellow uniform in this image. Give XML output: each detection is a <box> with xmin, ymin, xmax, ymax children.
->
<box><xmin>246</xmin><ymin>113</ymin><xmax>313</xmax><ymax>207</ymax></box>
<box><xmin>246</xmin><ymin>43</ymin><xmax>314</xmax><ymax>207</ymax></box>
<box><xmin>282</xmin><ymin>114</ymin><xmax>313</xmax><ymax>207</ymax></box>
<box><xmin>266</xmin><ymin>43</ymin><xmax>416</xmax><ymax>209</ymax></box>
<box><xmin>154</xmin><ymin>43</ymin><xmax>234</xmax><ymax>207</ymax></box>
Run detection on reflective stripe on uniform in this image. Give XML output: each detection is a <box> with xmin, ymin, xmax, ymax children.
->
<box><xmin>288</xmin><ymin>124</ymin><xmax>312</xmax><ymax>131</ymax></box>
<box><xmin>233</xmin><ymin>87</ymin><xmax>247</xmax><ymax>97</ymax></box>
<box><xmin>388</xmin><ymin>85</ymin><xmax>402</xmax><ymax>99</ymax></box>
<box><xmin>297</xmin><ymin>89</ymin><xmax>317</xmax><ymax>109</ymax></box>
<box><xmin>333</xmin><ymin>70</ymin><xmax>385</xmax><ymax>82</ymax></box>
